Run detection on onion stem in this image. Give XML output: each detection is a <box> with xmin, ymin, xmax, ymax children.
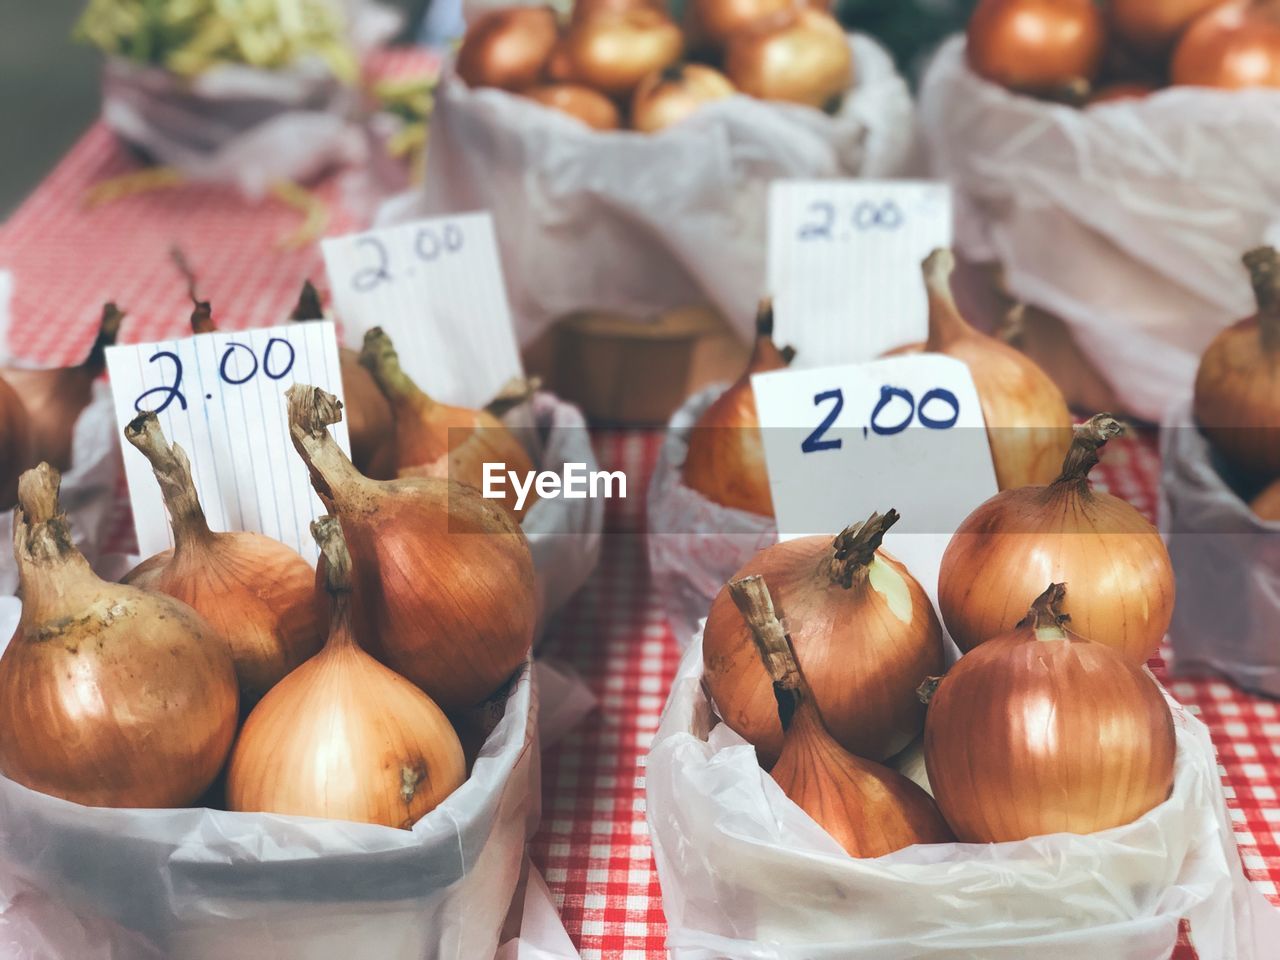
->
<box><xmin>1245</xmin><ymin>246</ymin><xmax>1280</xmax><ymax>351</ymax></box>
<box><xmin>829</xmin><ymin>509</ymin><xmax>899</xmax><ymax>588</ymax></box>
<box><xmin>124</xmin><ymin>412</ymin><xmax>213</xmax><ymax>546</ymax></box>
<box><xmin>360</xmin><ymin>327</ymin><xmax>433</xmax><ymax>409</ymax></box>
<box><xmin>83</xmin><ymin>302</ymin><xmax>124</xmax><ymax>376</ymax></box>
<box><xmin>1014</xmin><ymin>582</ymin><xmax>1072</xmax><ymax>640</ymax></box>
<box><xmin>921</xmin><ymin>248</ymin><xmax>972</xmax><ymax>349</ymax></box>
<box><xmin>289</xmin><ymin>280</ymin><xmax>324</xmax><ymax>322</ymax></box>
<box><xmin>1053</xmin><ymin>413</ymin><xmax>1124</xmax><ymax>486</ymax></box>
<box><xmin>310</xmin><ymin>515</ymin><xmax>357</xmax><ymax>651</ymax></box>
<box><xmin>14</xmin><ymin>464</ymin><xmax>80</xmax><ymax>568</ymax></box>
<box><xmin>727</xmin><ymin>575</ymin><xmax>812</xmax><ymax>732</ymax></box>
<box><xmin>286</xmin><ymin>384</ymin><xmax>363</xmax><ymax>503</ymax></box>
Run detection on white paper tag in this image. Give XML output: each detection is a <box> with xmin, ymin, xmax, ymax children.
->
<box><xmin>320</xmin><ymin>211</ymin><xmax>523</xmax><ymax>408</ymax></box>
<box><xmin>106</xmin><ymin>322</ymin><xmax>349</xmax><ymax>563</ymax></box>
<box><xmin>767</xmin><ymin>180</ymin><xmax>952</xmax><ymax>364</ymax></box>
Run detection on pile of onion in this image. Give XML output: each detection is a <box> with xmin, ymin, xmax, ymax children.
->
<box><xmin>680</xmin><ymin>299</ymin><xmax>793</xmax><ymax>517</ymax></box>
<box><xmin>0</xmin><ymin>463</ymin><xmax>238</xmax><ymax>807</ymax></box>
<box><xmin>359</xmin><ymin>327</ymin><xmax>538</xmax><ymax>519</ymax></box>
<box><xmin>121</xmin><ymin>413</ymin><xmax>322</xmax><ymax>708</ymax></box>
<box><xmin>939</xmin><ymin>414</ymin><xmax>1175</xmax><ymax>666</ymax></box>
<box><xmin>966</xmin><ymin>0</ymin><xmax>1106</xmax><ymax>98</ymax></box>
<box><xmin>290</xmin><ymin>281</ymin><xmax>397</xmax><ymax>480</ymax></box>
<box><xmin>1193</xmin><ymin>246</ymin><xmax>1280</xmax><ymax>482</ymax></box>
<box><xmin>704</xmin><ymin>509</ymin><xmax>944</xmax><ymax>766</ymax></box>
<box><xmin>913</xmin><ymin>249</ymin><xmax>1072</xmax><ymax>491</ymax></box>
<box><xmin>227</xmin><ymin>516</ymin><xmax>466</xmax><ymax>828</ymax></box>
<box><xmin>287</xmin><ymin>384</ymin><xmax>537</xmax><ymax>713</ymax></box>
<box><xmin>924</xmin><ymin>583</ymin><xmax>1176</xmax><ymax>842</ymax></box>
<box><xmin>728</xmin><ymin>575</ymin><xmax>954</xmax><ymax>856</ymax></box>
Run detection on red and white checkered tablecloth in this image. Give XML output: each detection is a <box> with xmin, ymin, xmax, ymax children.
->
<box><xmin>2</xmin><ymin>117</ymin><xmax>1278</xmax><ymax>960</ymax></box>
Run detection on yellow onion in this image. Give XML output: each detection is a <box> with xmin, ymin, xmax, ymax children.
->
<box><xmin>560</xmin><ymin>8</ymin><xmax>684</xmax><ymax>98</ymax></box>
<box><xmin>727</xmin><ymin>575</ymin><xmax>954</xmax><ymax>855</ymax></box>
<box><xmin>1253</xmin><ymin>478</ymin><xmax>1280</xmax><ymax>520</ymax></box>
<box><xmin>705</xmin><ymin>510</ymin><xmax>945</xmax><ymax>766</ymax></box>
<box><xmin>966</xmin><ymin>0</ymin><xmax>1107</xmax><ymax>97</ymax></box>
<box><xmin>359</xmin><ymin>327</ymin><xmax>539</xmax><ymax>519</ymax></box>
<box><xmin>0</xmin><ymin>377</ymin><xmax>33</xmax><ymax>511</ymax></box>
<box><xmin>724</xmin><ymin>8</ymin><xmax>853</xmax><ymax>109</ymax></box>
<box><xmin>924</xmin><ymin>583</ymin><xmax>1176</xmax><ymax>842</ymax></box>
<box><xmin>287</xmin><ymin>385</ymin><xmax>536</xmax><ymax>713</ymax></box>
<box><xmin>631</xmin><ymin>63</ymin><xmax>736</xmax><ymax>132</ymax></box>
<box><xmin>686</xmin><ymin>0</ymin><xmax>797</xmax><ymax>50</ymax></box>
<box><xmin>121</xmin><ymin>413</ymin><xmax>322</xmax><ymax>708</ymax></box>
<box><xmin>226</xmin><ymin>517</ymin><xmax>466</xmax><ymax>827</ymax></box>
<box><xmin>680</xmin><ymin>300</ymin><xmax>793</xmax><ymax>516</ymax></box>
<box><xmin>1173</xmin><ymin>1</ymin><xmax>1280</xmax><ymax>88</ymax></box>
<box><xmin>1</xmin><ymin>302</ymin><xmax>121</xmax><ymax>474</ymax></box>
<box><xmin>0</xmin><ymin>463</ymin><xmax>237</xmax><ymax>807</ymax></box>
<box><xmin>1193</xmin><ymin>247</ymin><xmax>1280</xmax><ymax>480</ymax></box>
<box><xmin>291</xmin><ymin>280</ymin><xmax>398</xmax><ymax>480</ymax></box>
<box><xmin>921</xmin><ymin>249</ymin><xmax>1072</xmax><ymax>490</ymax></box>
<box><xmin>524</xmin><ymin>83</ymin><xmax>622</xmax><ymax>129</ymax></box>
<box><xmin>456</xmin><ymin>6</ymin><xmax>559</xmax><ymax>91</ymax></box>
<box><xmin>939</xmin><ymin>414</ymin><xmax>1176</xmax><ymax>666</ymax></box>
<box><xmin>1111</xmin><ymin>0</ymin><xmax>1223</xmax><ymax>55</ymax></box>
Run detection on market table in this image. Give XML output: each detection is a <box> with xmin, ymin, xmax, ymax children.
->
<box><xmin>1</xmin><ymin>122</ymin><xmax>1277</xmax><ymax>960</ymax></box>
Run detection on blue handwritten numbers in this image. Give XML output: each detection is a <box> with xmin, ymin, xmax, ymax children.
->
<box><xmin>135</xmin><ymin>338</ymin><xmax>298</xmax><ymax>414</ymax></box>
<box><xmin>801</xmin><ymin>384</ymin><xmax>962</xmax><ymax>453</ymax></box>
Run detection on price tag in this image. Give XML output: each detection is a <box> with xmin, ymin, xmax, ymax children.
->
<box><xmin>320</xmin><ymin>211</ymin><xmax>522</xmax><ymax>408</ymax></box>
<box><xmin>106</xmin><ymin>322</ymin><xmax>349</xmax><ymax>564</ymax></box>
<box><xmin>751</xmin><ymin>355</ymin><xmax>998</xmax><ymax>592</ymax></box>
<box><xmin>767</xmin><ymin>180</ymin><xmax>952</xmax><ymax>364</ymax></box>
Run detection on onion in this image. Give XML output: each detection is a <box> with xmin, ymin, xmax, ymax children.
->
<box><xmin>1</xmin><ymin>302</ymin><xmax>121</xmax><ymax>473</ymax></box>
<box><xmin>290</xmin><ymin>280</ymin><xmax>397</xmax><ymax>481</ymax></box>
<box><xmin>0</xmin><ymin>463</ymin><xmax>238</xmax><ymax>807</ymax></box>
<box><xmin>287</xmin><ymin>385</ymin><xmax>536</xmax><ymax>713</ymax></box>
<box><xmin>1193</xmin><ymin>246</ymin><xmax>1280</xmax><ymax>480</ymax></box>
<box><xmin>680</xmin><ymin>300</ymin><xmax>793</xmax><ymax>516</ymax></box>
<box><xmin>561</xmin><ymin>8</ymin><xmax>685</xmax><ymax>98</ymax></box>
<box><xmin>572</xmin><ymin>0</ymin><xmax>659</xmax><ymax>23</ymax></box>
<box><xmin>686</xmin><ymin>0</ymin><xmax>797</xmax><ymax>50</ymax></box>
<box><xmin>728</xmin><ymin>575</ymin><xmax>954</xmax><ymax>856</ymax></box>
<box><xmin>631</xmin><ymin>63</ymin><xmax>736</xmax><ymax>132</ymax></box>
<box><xmin>921</xmin><ymin>249</ymin><xmax>1072</xmax><ymax>490</ymax></box>
<box><xmin>966</xmin><ymin>0</ymin><xmax>1107</xmax><ymax>98</ymax></box>
<box><xmin>724</xmin><ymin>8</ymin><xmax>853</xmax><ymax>109</ymax></box>
<box><xmin>939</xmin><ymin>414</ymin><xmax>1176</xmax><ymax>666</ymax></box>
<box><xmin>704</xmin><ymin>510</ymin><xmax>945</xmax><ymax>766</ymax></box>
<box><xmin>0</xmin><ymin>377</ymin><xmax>33</xmax><ymax>511</ymax></box>
<box><xmin>121</xmin><ymin>413</ymin><xmax>322</xmax><ymax>708</ymax></box>
<box><xmin>456</xmin><ymin>6</ymin><xmax>559</xmax><ymax>92</ymax></box>
<box><xmin>1087</xmin><ymin>81</ymin><xmax>1157</xmax><ymax>103</ymax></box>
<box><xmin>1172</xmin><ymin>0</ymin><xmax>1280</xmax><ymax>88</ymax></box>
<box><xmin>1111</xmin><ymin>0</ymin><xmax>1223</xmax><ymax>54</ymax></box>
<box><xmin>359</xmin><ymin>327</ymin><xmax>539</xmax><ymax>518</ymax></box>
<box><xmin>226</xmin><ymin>517</ymin><xmax>466</xmax><ymax>827</ymax></box>
<box><xmin>524</xmin><ymin>83</ymin><xmax>622</xmax><ymax>129</ymax></box>
<box><xmin>924</xmin><ymin>583</ymin><xmax>1176</xmax><ymax>842</ymax></box>
<box><xmin>1253</xmin><ymin>478</ymin><xmax>1280</xmax><ymax>519</ymax></box>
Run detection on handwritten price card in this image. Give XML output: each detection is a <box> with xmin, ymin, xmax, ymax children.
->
<box><xmin>320</xmin><ymin>212</ymin><xmax>522</xmax><ymax>409</ymax></box>
<box><xmin>767</xmin><ymin>181</ymin><xmax>952</xmax><ymax>364</ymax></box>
<box><xmin>106</xmin><ymin>322</ymin><xmax>349</xmax><ymax>563</ymax></box>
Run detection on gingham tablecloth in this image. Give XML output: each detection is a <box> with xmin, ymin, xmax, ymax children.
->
<box><xmin>1</xmin><ymin>119</ymin><xmax>1278</xmax><ymax>960</ymax></box>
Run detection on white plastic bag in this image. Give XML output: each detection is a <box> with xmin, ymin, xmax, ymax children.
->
<box><xmin>400</xmin><ymin>33</ymin><xmax>915</xmax><ymax>346</ymax></box>
<box><xmin>920</xmin><ymin>35</ymin><xmax>1280</xmax><ymax>423</ymax></box>
<box><xmin>0</xmin><ymin>585</ymin><xmax>541</xmax><ymax>960</ymax></box>
<box><xmin>100</xmin><ymin>2</ymin><xmax>401</xmax><ymax>196</ymax></box>
<box><xmin>647</xmin><ymin>630</ymin><xmax>1280</xmax><ymax>959</ymax></box>
<box><xmin>647</xmin><ymin>386</ymin><xmax>776</xmax><ymax>647</ymax></box>
<box><xmin>1159</xmin><ymin>400</ymin><xmax>1280</xmax><ymax>697</ymax></box>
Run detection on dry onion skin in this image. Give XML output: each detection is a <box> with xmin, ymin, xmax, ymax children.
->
<box><xmin>924</xmin><ymin>583</ymin><xmax>1176</xmax><ymax>843</ymax></box>
<box><xmin>290</xmin><ymin>281</ymin><xmax>397</xmax><ymax>481</ymax></box>
<box><xmin>560</xmin><ymin>8</ymin><xmax>685</xmax><ymax>98</ymax></box>
<box><xmin>631</xmin><ymin>63</ymin><xmax>736</xmax><ymax>132</ymax></box>
<box><xmin>359</xmin><ymin>327</ymin><xmax>538</xmax><ymax>519</ymax></box>
<box><xmin>1</xmin><ymin>302</ymin><xmax>122</xmax><ymax>473</ymax></box>
<box><xmin>456</xmin><ymin>6</ymin><xmax>559</xmax><ymax>91</ymax></box>
<box><xmin>121</xmin><ymin>413</ymin><xmax>323</xmax><ymax>708</ymax></box>
<box><xmin>966</xmin><ymin>0</ymin><xmax>1107</xmax><ymax>98</ymax></box>
<box><xmin>728</xmin><ymin>575</ymin><xmax>954</xmax><ymax>856</ymax></box>
<box><xmin>523</xmin><ymin>83</ymin><xmax>622</xmax><ymax>129</ymax></box>
<box><xmin>680</xmin><ymin>299</ymin><xmax>792</xmax><ymax>517</ymax></box>
<box><xmin>227</xmin><ymin>517</ymin><xmax>466</xmax><ymax>828</ymax></box>
<box><xmin>921</xmin><ymin>249</ymin><xmax>1073</xmax><ymax>491</ymax></box>
<box><xmin>287</xmin><ymin>385</ymin><xmax>536</xmax><ymax>713</ymax></box>
<box><xmin>1193</xmin><ymin>246</ymin><xmax>1280</xmax><ymax>480</ymax></box>
<box><xmin>0</xmin><ymin>463</ymin><xmax>238</xmax><ymax>807</ymax></box>
<box><xmin>704</xmin><ymin>510</ymin><xmax>945</xmax><ymax>766</ymax></box>
<box><xmin>1173</xmin><ymin>0</ymin><xmax>1280</xmax><ymax>89</ymax></box>
<box><xmin>939</xmin><ymin>414</ymin><xmax>1176</xmax><ymax>666</ymax></box>
<box><xmin>724</xmin><ymin>8</ymin><xmax>852</xmax><ymax>110</ymax></box>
